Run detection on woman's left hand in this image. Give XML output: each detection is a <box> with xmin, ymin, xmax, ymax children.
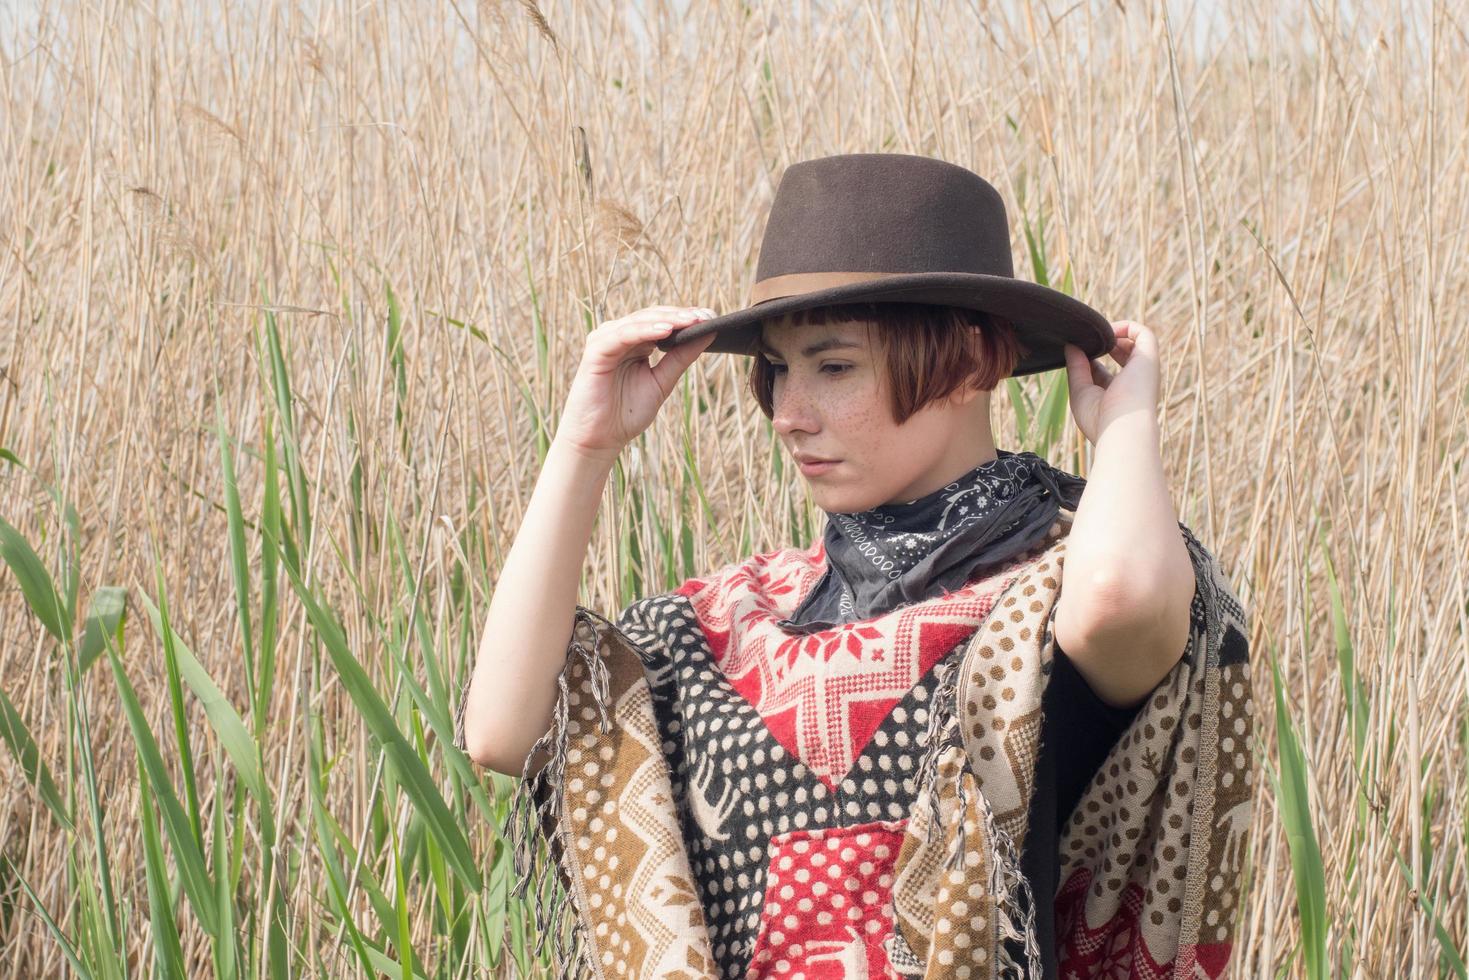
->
<box><xmin>1062</xmin><ymin>320</ymin><xmax>1161</xmax><ymax>444</ymax></box>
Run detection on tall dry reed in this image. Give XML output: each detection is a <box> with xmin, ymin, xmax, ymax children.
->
<box><xmin>0</xmin><ymin>0</ymin><xmax>1464</xmax><ymax>976</ymax></box>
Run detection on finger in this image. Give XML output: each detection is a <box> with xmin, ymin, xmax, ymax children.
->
<box><xmin>1129</xmin><ymin>324</ymin><xmax>1158</xmax><ymax>359</ymax></box>
<box><xmin>1062</xmin><ymin>343</ymin><xmax>1095</xmax><ymax>389</ymax></box>
<box><xmin>1090</xmin><ymin>357</ymin><xmax>1113</xmax><ymax>387</ymax></box>
<box><xmin>650</xmin><ymin>329</ymin><xmax>717</xmax><ymax>392</ymax></box>
<box><xmin>636</xmin><ymin>305</ymin><xmax>706</xmax><ymax>318</ymax></box>
<box><xmin>629</xmin><ymin>308</ymin><xmax>717</xmax><ymax>334</ymax></box>
<box><xmin>583</xmin><ymin>321</ymin><xmax>673</xmax><ymax>370</ymax></box>
<box><xmin>626</xmin><ymin>314</ymin><xmax>710</xmax><ymax>343</ymax></box>
<box><xmin>602</xmin><ymin>307</ymin><xmax>715</xmax><ymax>334</ymax></box>
<box><xmin>1113</xmin><ymin>321</ymin><xmax>1155</xmax><ymax>356</ymax></box>
<box><xmin>593</xmin><ymin>319</ymin><xmax>678</xmax><ymax>358</ymax></box>
<box><xmin>640</xmin><ymin>305</ymin><xmax>718</xmax><ymax>324</ymax></box>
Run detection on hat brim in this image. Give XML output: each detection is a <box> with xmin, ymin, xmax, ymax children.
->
<box><xmin>654</xmin><ymin>272</ymin><xmax>1114</xmax><ymax>378</ymax></box>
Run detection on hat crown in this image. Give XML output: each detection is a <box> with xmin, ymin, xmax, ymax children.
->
<box><xmin>754</xmin><ymin>153</ymin><xmax>1015</xmax><ymax>283</ymax></box>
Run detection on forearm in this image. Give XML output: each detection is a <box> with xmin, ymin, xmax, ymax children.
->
<box><xmin>1063</xmin><ymin>411</ymin><xmax>1193</xmax><ymax>624</ymax></box>
<box><xmin>460</xmin><ymin>435</ymin><xmax>617</xmax><ymax>772</ymax></box>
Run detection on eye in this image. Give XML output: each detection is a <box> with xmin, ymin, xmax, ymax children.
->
<box><xmin>763</xmin><ymin>361</ymin><xmax>849</xmax><ymax>376</ymax></box>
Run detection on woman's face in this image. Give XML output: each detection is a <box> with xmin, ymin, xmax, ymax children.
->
<box><xmin>757</xmin><ymin>318</ymin><xmax>992</xmax><ymax>513</ymax></box>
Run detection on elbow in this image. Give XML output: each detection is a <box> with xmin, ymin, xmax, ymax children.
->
<box><xmin>463</xmin><ymin>729</ymin><xmax>523</xmax><ymax>777</ymax></box>
<box><xmin>455</xmin><ymin>673</ymin><xmax>557</xmax><ymax>777</ymax></box>
<box><xmin>1068</xmin><ymin>566</ymin><xmax>1143</xmax><ymax>632</ymax></box>
<box><xmin>468</xmin><ymin>748</ymin><xmax>521</xmax><ymax>779</ymax></box>
<box><xmin>1080</xmin><ymin>565</ymin><xmax>1175</xmax><ymax>632</ymax></box>
<box><xmin>462</xmin><ymin>734</ymin><xmax>499</xmax><ymax>772</ymax></box>
<box><xmin>463</xmin><ymin>724</ymin><xmax>546</xmax><ymax>779</ymax></box>
<box><xmin>455</xmin><ymin>676</ymin><xmax>532</xmax><ymax>775</ymax></box>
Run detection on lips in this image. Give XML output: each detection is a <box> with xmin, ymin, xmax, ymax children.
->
<box><xmin>796</xmin><ymin>457</ymin><xmax>840</xmax><ymax>476</ymax></box>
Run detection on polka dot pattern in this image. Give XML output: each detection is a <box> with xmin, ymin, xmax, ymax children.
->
<box><xmin>745</xmin><ymin>821</ymin><xmax>905</xmax><ymax>978</ymax></box>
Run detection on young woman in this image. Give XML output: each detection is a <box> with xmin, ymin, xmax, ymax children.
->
<box><xmin>455</xmin><ymin>155</ymin><xmax>1253</xmax><ymax>979</ymax></box>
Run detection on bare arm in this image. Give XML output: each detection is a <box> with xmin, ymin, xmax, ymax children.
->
<box><xmin>456</xmin><ymin>304</ymin><xmax>717</xmax><ymax>775</ymax></box>
<box><xmin>1050</xmin><ymin>412</ymin><xmax>1194</xmax><ymax>708</ymax></box>
<box><xmin>457</xmin><ymin>438</ymin><xmax>616</xmax><ymax>774</ymax></box>
<box><xmin>1052</xmin><ymin>324</ymin><xmax>1196</xmax><ymax>709</ymax></box>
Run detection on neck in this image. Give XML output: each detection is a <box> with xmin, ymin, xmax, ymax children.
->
<box><xmin>883</xmin><ymin>411</ymin><xmax>999</xmax><ymax>505</ymax></box>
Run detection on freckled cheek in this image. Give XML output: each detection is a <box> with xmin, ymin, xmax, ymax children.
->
<box><xmin>825</xmin><ymin>398</ymin><xmax>883</xmax><ymax>457</ymax></box>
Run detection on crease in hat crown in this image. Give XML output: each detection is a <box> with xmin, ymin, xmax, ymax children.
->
<box><xmin>655</xmin><ymin>152</ymin><xmax>1114</xmax><ymax>378</ymax></box>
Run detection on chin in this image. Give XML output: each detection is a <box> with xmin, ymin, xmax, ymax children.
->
<box><xmin>809</xmin><ymin>484</ymin><xmax>879</xmax><ymax>515</ymax></box>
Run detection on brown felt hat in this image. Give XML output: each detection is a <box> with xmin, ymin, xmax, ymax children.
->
<box><xmin>655</xmin><ymin>152</ymin><xmax>1115</xmax><ymax>378</ymax></box>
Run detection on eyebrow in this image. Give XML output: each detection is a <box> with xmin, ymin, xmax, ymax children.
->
<box><xmin>753</xmin><ymin>336</ymin><xmax>862</xmax><ymax>358</ymax></box>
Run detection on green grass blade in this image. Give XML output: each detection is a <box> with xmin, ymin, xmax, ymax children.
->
<box><xmin>0</xmin><ymin>515</ymin><xmax>71</xmax><ymax>644</ymax></box>
<box><xmin>0</xmin><ymin>684</ymin><xmax>73</xmax><ymax>830</ymax></box>
<box><xmin>65</xmin><ymin>619</ymin><xmax>125</xmax><ymax>955</ymax></box>
<box><xmin>1033</xmin><ymin>369</ymin><xmax>1071</xmax><ymax>454</ymax></box>
<box><xmin>137</xmin><ymin>756</ymin><xmax>188</xmax><ymax>979</ymax></box>
<box><xmin>1318</xmin><ymin>527</ymin><xmax>1368</xmax><ymax>762</ymax></box>
<box><xmin>58</xmin><ymin>503</ymin><xmax>81</xmax><ymax>648</ymax></box>
<box><xmin>4</xmin><ymin>855</ymin><xmax>96</xmax><ymax>979</ymax></box>
<box><xmin>1268</xmin><ymin>643</ymin><xmax>1328</xmax><ymax>980</ymax></box>
<box><xmin>361</xmin><ymin>941</ymin><xmax>432</xmax><ymax>980</ymax></box>
<box><xmin>258</xmin><ymin>417</ymin><xmax>282</xmax><ymax>729</ymax></box>
<box><xmin>260</xmin><ymin>305</ymin><xmax>313</xmax><ymax>559</ymax></box>
<box><xmin>381</xmin><ymin>517</ymin><xmax>497</xmax><ymax>824</ymax></box>
<box><xmin>390</xmin><ymin>811</ymin><xmax>418</xmax><ymax>980</ymax></box>
<box><xmin>214</xmin><ymin>399</ymin><xmax>256</xmax><ymax>708</ymax></box>
<box><xmin>1391</xmin><ymin>845</ymin><xmax>1468</xmax><ymax>977</ymax></box>
<box><xmin>387</xmin><ymin>280</ymin><xmax>411</xmax><ymax>458</ymax></box>
<box><xmin>104</xmin><ymin>637</ymin><xmax>219</xmax><ymax>937</ymax></box>
<box><xmin>1005</xmin><ymin>376</ymin><xmax>1033</xmax><ymax>442</ymax></box>
<box><xmin>307</xmin><ymin>724</ymin><xmax>400</xmax><ymax>940</ymax></box>
<box><xmin>78</xmin><ymin>585</ymin><xmax>127</xmax><ymax>678</ymax></box>
<box><xmin>152</xmin><ymin>567</ymin><xmax>207</xmax><ymax>857</ymax></box>
<box><xmin>276</xmin><ymin>540</ymin><xmax>483</xmax><ymax>891</ymax></box>
<box><xmin>210</xmin><ymin>754</ymin><xmax>240</xmax><ymax>980</ymax></box>
<box><xmin>1020</xmin><ymin>199</ymin><xmax>1050</xmax><ymax>288</ymax></box>
<box><xmin>137</xmin><ymin>591</ymin><xmax>269</xmax><ymax>806</ymax></box>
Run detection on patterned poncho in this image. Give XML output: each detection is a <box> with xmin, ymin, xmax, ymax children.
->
<box><xmin>453</xmin><ymin>510</ymin><xmax>1253</xmax><ymax>978</ymax></box>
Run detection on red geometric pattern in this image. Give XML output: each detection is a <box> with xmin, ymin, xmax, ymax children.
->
<box><xmin>674</xmin><ymin>540</ymin><xmax>1024</xmax><ymax>790</ymax></box>
<box><xmin>1055</xmin><ymin>867</ymin><xmax>1235</xmax><ymax>979</ymax></box>
<box><xmin>745</xmin><ymin>820</ymin><xmax>907</xmax><ymax>979</ymax></box>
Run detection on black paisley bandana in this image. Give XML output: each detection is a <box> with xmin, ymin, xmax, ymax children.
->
<box><xmin>775</xmin><ymin>448</ymin><xmax>1087</xmax><ymax>633</ymax></box>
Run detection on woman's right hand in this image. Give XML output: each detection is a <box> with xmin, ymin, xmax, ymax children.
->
<box><xmin>556</xmin><ymin>305</ymin><xmax>719</xmax><ymax>460</ymax></box>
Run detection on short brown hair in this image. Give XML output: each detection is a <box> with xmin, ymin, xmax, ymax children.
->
<box><xmin>747</xmin><ymin>302</ymin><xmax>1027</xmax><ymax>425</ymax></box>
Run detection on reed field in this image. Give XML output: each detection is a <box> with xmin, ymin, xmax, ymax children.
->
<box><xmin>0</xmin><ymin>0</ymin><xmax>1465</xmax><ymax>975</ymax></box>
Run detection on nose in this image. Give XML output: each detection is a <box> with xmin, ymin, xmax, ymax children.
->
<box><xmin>771</xmin><ymin>371</ymin><xmax>821</xmax><ymax>437</ymax></box>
